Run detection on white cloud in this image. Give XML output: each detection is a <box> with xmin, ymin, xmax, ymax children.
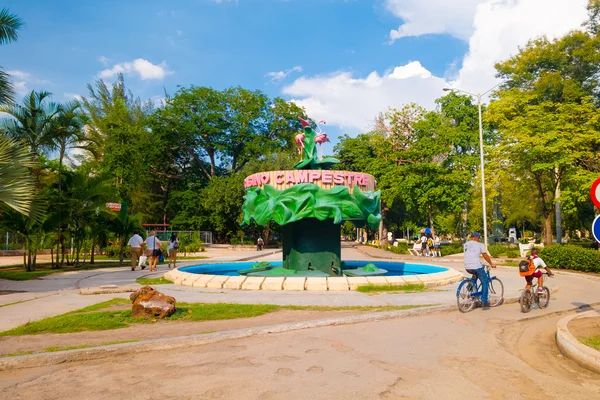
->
<box><xmin>99</xmin><ymin>58</ymin><xmax>173</xmax><ymax>80</ymax></box>
<box><xmin>283</xmin><ymin>62</ymin><xmax>446</xmax><ymax>130</ymax></box>
<box><xmin>64</xmin><ymin>92</ymin><xmax>82</xmax><ymax>101</ymax></box>
<box><xmin>283</xmin><ymin>0</ymin><xmax>590</xmax><ymax>131</ymax></box>
<box><xmin>176</xmin><ymin>30</ymin><xmax>183</xmax><ymax>36</ymax></box>
<box><xmin>453</xmin><ymin>0</ymin><xmax>589</xmax><ymax>95</ymax></box>
<box><xmin>98</xmin><ymin>56</ymin><xmax>110</xmax><ymax>65</ymax></box>
<box><xmin>5</xmin><ymin>70</ymin><xmax>51</xmax><ymax>98</ymax></box>
<box><xmin>266</xmin><ymin>66</ymin><xmax>303</xmax><ymax>84</ymax></box>
<box><xmin>386</xmin><ymin>0</ymin><xmax>487</xmax><ymax>42</ymax></box>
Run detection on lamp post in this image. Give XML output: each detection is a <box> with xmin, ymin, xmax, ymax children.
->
<box><xmin>442</xmin><ymin>84</ymin><xmax>502</xmax><ymax>249</ymax></box>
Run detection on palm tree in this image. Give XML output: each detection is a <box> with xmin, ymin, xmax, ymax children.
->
<box><xmin>0</xmin><ymin>8</ymin><xmax>23</xmax><ymax>105</ymax></box>
<box><xmin>0</xmin><ymin>90</ymin><xmax>60</xmax><ymax>188</ymax></box>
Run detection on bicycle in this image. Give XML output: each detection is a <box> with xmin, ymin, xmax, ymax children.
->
<box><xmin>456</xmin><ymin>265</ymin><xmax>504</xmax><ymax>313</ymax></box>
<box><xmin>519</xmin><ymin>272</ymin><xmax>553</xmax><ymax>313</ymax></box>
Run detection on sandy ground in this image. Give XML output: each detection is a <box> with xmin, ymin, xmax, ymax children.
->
<box><xmin>2</xmin><ymin>307</ymin><xmax>600</xmax><ymax>400</ymax></box>
<box><xmin>569</xmin><ymin>315</ymin><xmax>600</xmax><ymax>340</ymax></box>
<box><xmin>0</xmin><ymin>309</ymin><xmax>368</xmax><ymax>356</ymax></box>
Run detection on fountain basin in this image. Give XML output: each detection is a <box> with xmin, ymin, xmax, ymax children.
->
<box><xmin>164</xmin><ymin>261</ymin><xmax>463</xmax><ymax>291</ymax></box>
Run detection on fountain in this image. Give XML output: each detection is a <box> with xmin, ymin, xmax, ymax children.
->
<box><xmin>239</xmin><ymin>117</ymin><xmax>383</xmax><ymax>277</ymax></box>
<box><xmin>170</xmin><ymin>116</ymin><xmax>464</xmax><ymax>290</ymax></box>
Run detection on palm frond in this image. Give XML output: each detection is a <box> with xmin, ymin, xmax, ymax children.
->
<box><xmin>0</xmin><ymin>68</ymin><xmax>14</xmax><ymax>105</ymax></box>
<box><xmin>0</xmin><ymin>136</ymin><xmax>41</xmax><ymax>219</ymax></box>
<box><xmin>0</xmin><ymin>8</ymin><xmax>23</xmax><ymax>45</ymax></box>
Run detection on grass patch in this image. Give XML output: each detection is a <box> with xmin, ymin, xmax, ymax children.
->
<box><xmin>580</xmin><ymin>336</ymin><xmax>600</xmax><ymax>351</ymax></box>
<box><xmin>0</xmin><ymin>298</ymin><xmax>436</xmax><ymax>337</ymax></box>
<box><xmin>498</xmin><ymin>261</ymin><xmax>520</xmax><ymax>267</ymax></box>
<box><xmin>136</xmin><ymin>277</ymin><xmax>173</xmax><ymax>285</ymax></box>
<box><xmin>0</xmin><ymin>262</ymin><xmax>129</xmax><ymax>281</ymax></box>
<box><xmin>0</xmin><ymin>270</ymin><xmax>57</xmax><ymax>280</ymax></box>
<box><xmin>1</xmin><ymin>340</ymin><xmax>139</xmax><ymax>358</ymax></box>
<box><xmin>355</xmin><ymin>282</ymin><xmax>427</xmax><ymax>293</ymax></box>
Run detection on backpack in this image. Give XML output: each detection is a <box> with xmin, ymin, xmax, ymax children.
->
<box><xmin>426</xmin><ymin>238</ymin><xmax>433</xmax><ymax>247</ymax></box>
<box><xmin>518</xmin><ymin>257</ymin><xmax>536</xmax><ymax>277</ymax></box>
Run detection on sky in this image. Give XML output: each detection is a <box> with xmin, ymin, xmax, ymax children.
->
<box><xmin>0</xmin><ymin>0</ymin><xmax>591</xmax><ymax>153</ymax></box>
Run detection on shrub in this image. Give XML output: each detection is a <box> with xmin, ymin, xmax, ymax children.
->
<box><xmin>441</xmin><ymin>242</ymin><xmax>463</xmax><ymax>256</ymax></box>
<box><xmin>540</xmin><ymin>245</ymin><xmax>600</xmax><ymax>273</ymax></box>
<box><xmin>103</xmin><ymin>246</ymin><xmax>131</xmax><ymax>258</ymax></box>
<box><xmin>488</xmin><ymin>244</ymin><xmax>520</xmax><ymax>258</ymax></box>
<box><xmin>383</xmin><ymin>242</ymin><xmax>409</xmax><ymax>255</ymax></box>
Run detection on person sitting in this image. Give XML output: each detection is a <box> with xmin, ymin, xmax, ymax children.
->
<box><xmin>526</xmin><ymin>248</ymin><xmax>554</xmax><ymax>293</ymax></box>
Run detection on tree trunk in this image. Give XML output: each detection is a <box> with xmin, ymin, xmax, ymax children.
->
<box><xmin>90</xmin><ymin>240</ymin><xmax>96</xmax><ymax>264</ymax></box>
<box><xmin>543</xmin><ymin>213</ymin><xmax>553</xmax><ymax>246</ymax></box>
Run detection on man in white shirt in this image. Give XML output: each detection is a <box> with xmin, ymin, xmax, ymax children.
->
<box><xmin>419</xmin><ymin>234</ymin><xmax>428</xmax><ymax>256</ymax></box>
<box><xmin>464</xmin><ymin>232</ymin><xmax>496</xmax><ymax>309</ymax></box>
<box><xmin>127</xmin><ymin>230</ymin><xmax>145</xmax><ymax>271</ymax></box>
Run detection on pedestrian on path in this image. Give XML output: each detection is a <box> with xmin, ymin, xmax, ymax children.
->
<box><xmin>145</xmin><ymin>231</ymin><xmax>162</xmax><ymax>272</ymax></box>
<box><xmin>127</xmin><ymin>230</ymin><xmax>144</xmax><ymax>271</ymax></box>
<box><xmin>167</xmin><ymin>233</ymin><xmax>179</xmax><ymax>269</ymax></box>
<box><xmin>464</xmin><ymin>232</ymin><xmax>496</xmax><ymax>309</ymax></box>
<box><xmin>257</xmin><ymin>237</ymin><xmax>264</xmax><ymax>251</ymax></box>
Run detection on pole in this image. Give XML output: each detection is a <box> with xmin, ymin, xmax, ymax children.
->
<box><xmin>477</xmin><ymin>93</ymin><xmax>488</xmax><ymax>249</ymax></box>
<box><xmin>555</xmin><ymin>165</ymin><xmax>562</xmax><ymax>244</ymax></box>
<box><xmin>5</xmin><ymin>232</ymin><xmax>8</xmax><ymax>251</ymax></box>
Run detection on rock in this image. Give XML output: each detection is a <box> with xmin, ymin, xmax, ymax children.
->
<box><xmin>130</xmin><ymin>286</ymin><xmax>176</xmax><ymax>319</ymax></box>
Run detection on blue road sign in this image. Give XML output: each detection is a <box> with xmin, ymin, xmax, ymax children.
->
<box><xmin>593</xmin><ymin>215</ymin><xmax>600</xmax><ymax>243</ymax></box>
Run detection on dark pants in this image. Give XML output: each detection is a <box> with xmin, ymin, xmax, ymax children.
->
<box><xmin>466</xmin><ymin>267</ymin><xmax>488</xmax><ymax>303</ymax></box>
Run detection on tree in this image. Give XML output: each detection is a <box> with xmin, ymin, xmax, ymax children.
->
<box><xmin>488</xmin><ymin>27</ymin><xmax>600</xmax><ymax>245</ymax></box>
<box><xmin>0</xmin><ymin>8</ymin><xmax>23</xmax><ymax>105</ymax></box>
<box><xmin>0</xmin><ymin>90</ymin><xmax>60</xmax><ymax>188</ymax></box>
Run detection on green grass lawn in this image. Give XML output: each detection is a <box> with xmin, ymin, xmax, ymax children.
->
<box><xmin>136</xmin><ymin>277</ymin><xmax>173</xmax><ymax>285</ymax></box>
<box><xmin>580</xmin><ymin>336</ymin><xmax>600</xmax><ymax>350</ymax></box>
<box><xmin>355</xmin><ymin>282</ymin><xmax>427</xmax><ymax>293</ymax></box>
<box><xmin>0</xmin><ymin>298</ymin><xmax>432</xmax><ymax>336</ymax></box>
<box><xmin>0</xmin><ymin>262</ymin><xmax>128</xmax><ymax>281</ymax></box>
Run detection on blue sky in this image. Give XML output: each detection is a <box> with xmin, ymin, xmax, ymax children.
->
<box><xmin>0</xmin><ymin>0</ymin><xmax>590</xmax><ymax>151</ymax></box>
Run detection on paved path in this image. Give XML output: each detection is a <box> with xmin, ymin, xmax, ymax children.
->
<box><xmin>0</xmin><ymin>244</ymin><xmax>585</xmax><ymax>332</ymax></box>
<box><xmin>1</xmin><ymin>245</ymin><xmax>600</xmax><ymax>398</ymax></box>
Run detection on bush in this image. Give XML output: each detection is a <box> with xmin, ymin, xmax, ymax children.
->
<box><xmin>441</xmin><ymin>242</ymin><xmax>463</xmax><ymax>256</ymax></box>
<box><xmin>540</xmin><ymin>245</ymin><xmax>600</xmax><ymax>273</ymax></box>
<box><xmin>383</xmin><ymin>242</ymin><xmax>409</xmax><ymax>255</ymax></box>
<box><xmin>488</xmin><ymin>244</ymin><xmax>520</xmax><ymax>258</ymax></box>
<box><xmin>103</xmin><ymin>246</ymin><xmax>130</xmax><ymax>258</ymax></box>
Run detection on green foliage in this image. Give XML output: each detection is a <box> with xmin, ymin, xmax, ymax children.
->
<box><xmin>487</xmin><ymin>244</ymin><xmax>520</xmax><ymax>258</ymax></box>
<box><xmin>383</xmin><ymin>242</ymin><xmax>409</xmax><ymax>254</ymax></box>
<box><xmin>440</xmin><ymin>242</ymin><xmax>464</xmax><ymax>256</ymax></box>
<box><xmin>539</xmin><ymin>245</ymin><xmax>600</xmax><ymax>272</ymax></box>
<box><xmin>135</xmin><ymin>277</ymin><xmax>173</xmax><ymax>285</ymax></box>
<box><xmin>243</xmin><ymin>183</ymin><xmax>381</xmax><ymax>230</ymax></box>
<box><xmin>355</xmin><ymin>282</ymin><xmax>426</xmax><ymax>293</ymax></box>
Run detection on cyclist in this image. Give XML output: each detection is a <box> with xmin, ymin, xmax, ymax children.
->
<box><xmin>464</xmin><ymin>232</ymin><xmax>497</xmax><ymax>309</ymax></box>
<box><xmin>526</xmin><ymin>248</ymin><xmax>554</xmax><ymax>293</ymax></box>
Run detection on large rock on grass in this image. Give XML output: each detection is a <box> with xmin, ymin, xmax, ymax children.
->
<box><xmin>130</xmin><ymin>286</ymin><xmax>176</xmax><ymax>319</ymax></box>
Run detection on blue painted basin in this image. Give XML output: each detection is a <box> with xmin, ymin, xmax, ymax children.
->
<box><xmin>180</xmin><ymin>260</ymin><xmax>447</xmax><ymax>277</ymax></box>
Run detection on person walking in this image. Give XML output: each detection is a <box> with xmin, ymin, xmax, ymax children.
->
<box><xmin>167</xmin><ymin>233</ymin><xmax>179</xmax><ymax>269</ymax></box>
<box><xmin>464</xmin><ymin>232</ymin><xmax>497</xmax><ymax>310</ymax></box>
<box><xmin>433</xmin><ymin>235</ymin><xmax>441</xmax><ymax>257</ymax></box>
<box><xmin>145</xmin><ymin>231</ymin><xmax>162</xmax><ymax>272</ymax></box>
<box><xmin>257</xmin><ymin>237</ymin><xmax>264</xmax><ymax>251</ymax></box>
<box><xmin>127</xmin><ymin>230</ymin><xmax>144</xmax><ymax>271</ymax></box>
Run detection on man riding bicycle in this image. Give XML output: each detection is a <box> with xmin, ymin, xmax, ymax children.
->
<box><xmin>464</xmin><ymin>232</ymin><xmax>497</xmax><ymax>310</ymax></box>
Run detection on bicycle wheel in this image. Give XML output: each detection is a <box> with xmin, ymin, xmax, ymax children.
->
<box><xmin>457</xmin><ymin>280</ymin><xmax>476</xmax><ymax>313</ymax></box>
<box><xmin>520</xmin><ymin>288</ymin><xmax>533</xmax><ymax>313</ymax></box>
<box><xmin>537</xmin><ymin>287</ymin><xmax>550</xmax><ymax>309</ymax></box>
<box><xmin>488</xmin><ymin>277</ymin><xmax>504</xmax><ymax>307</ymax></box>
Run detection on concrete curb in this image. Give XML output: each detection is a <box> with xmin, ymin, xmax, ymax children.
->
<box><xmin>556</xmin><ymin>310</ymin><xmax>600</xmax><ymax>374</ymax></box>
<box><xmin>0</xmin><ymin>304</ymin><xmax>457</xmax><ymax>371</ymax></box>
<box><xmin>166</xmin><ymin>267</ymin><xmax>464</xmax><ymax>291</ymax></box>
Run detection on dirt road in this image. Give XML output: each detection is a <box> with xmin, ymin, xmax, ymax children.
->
<box><xmin>2</xmin><ymin>303</ymin><xmax>600</xmax><ymax>400</ymax></box>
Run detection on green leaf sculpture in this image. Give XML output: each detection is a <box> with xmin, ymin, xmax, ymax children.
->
<box><xmin>242</xmin><ymin>183</ymin><xmax>381</xmax><ymax>230</ymax></box>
